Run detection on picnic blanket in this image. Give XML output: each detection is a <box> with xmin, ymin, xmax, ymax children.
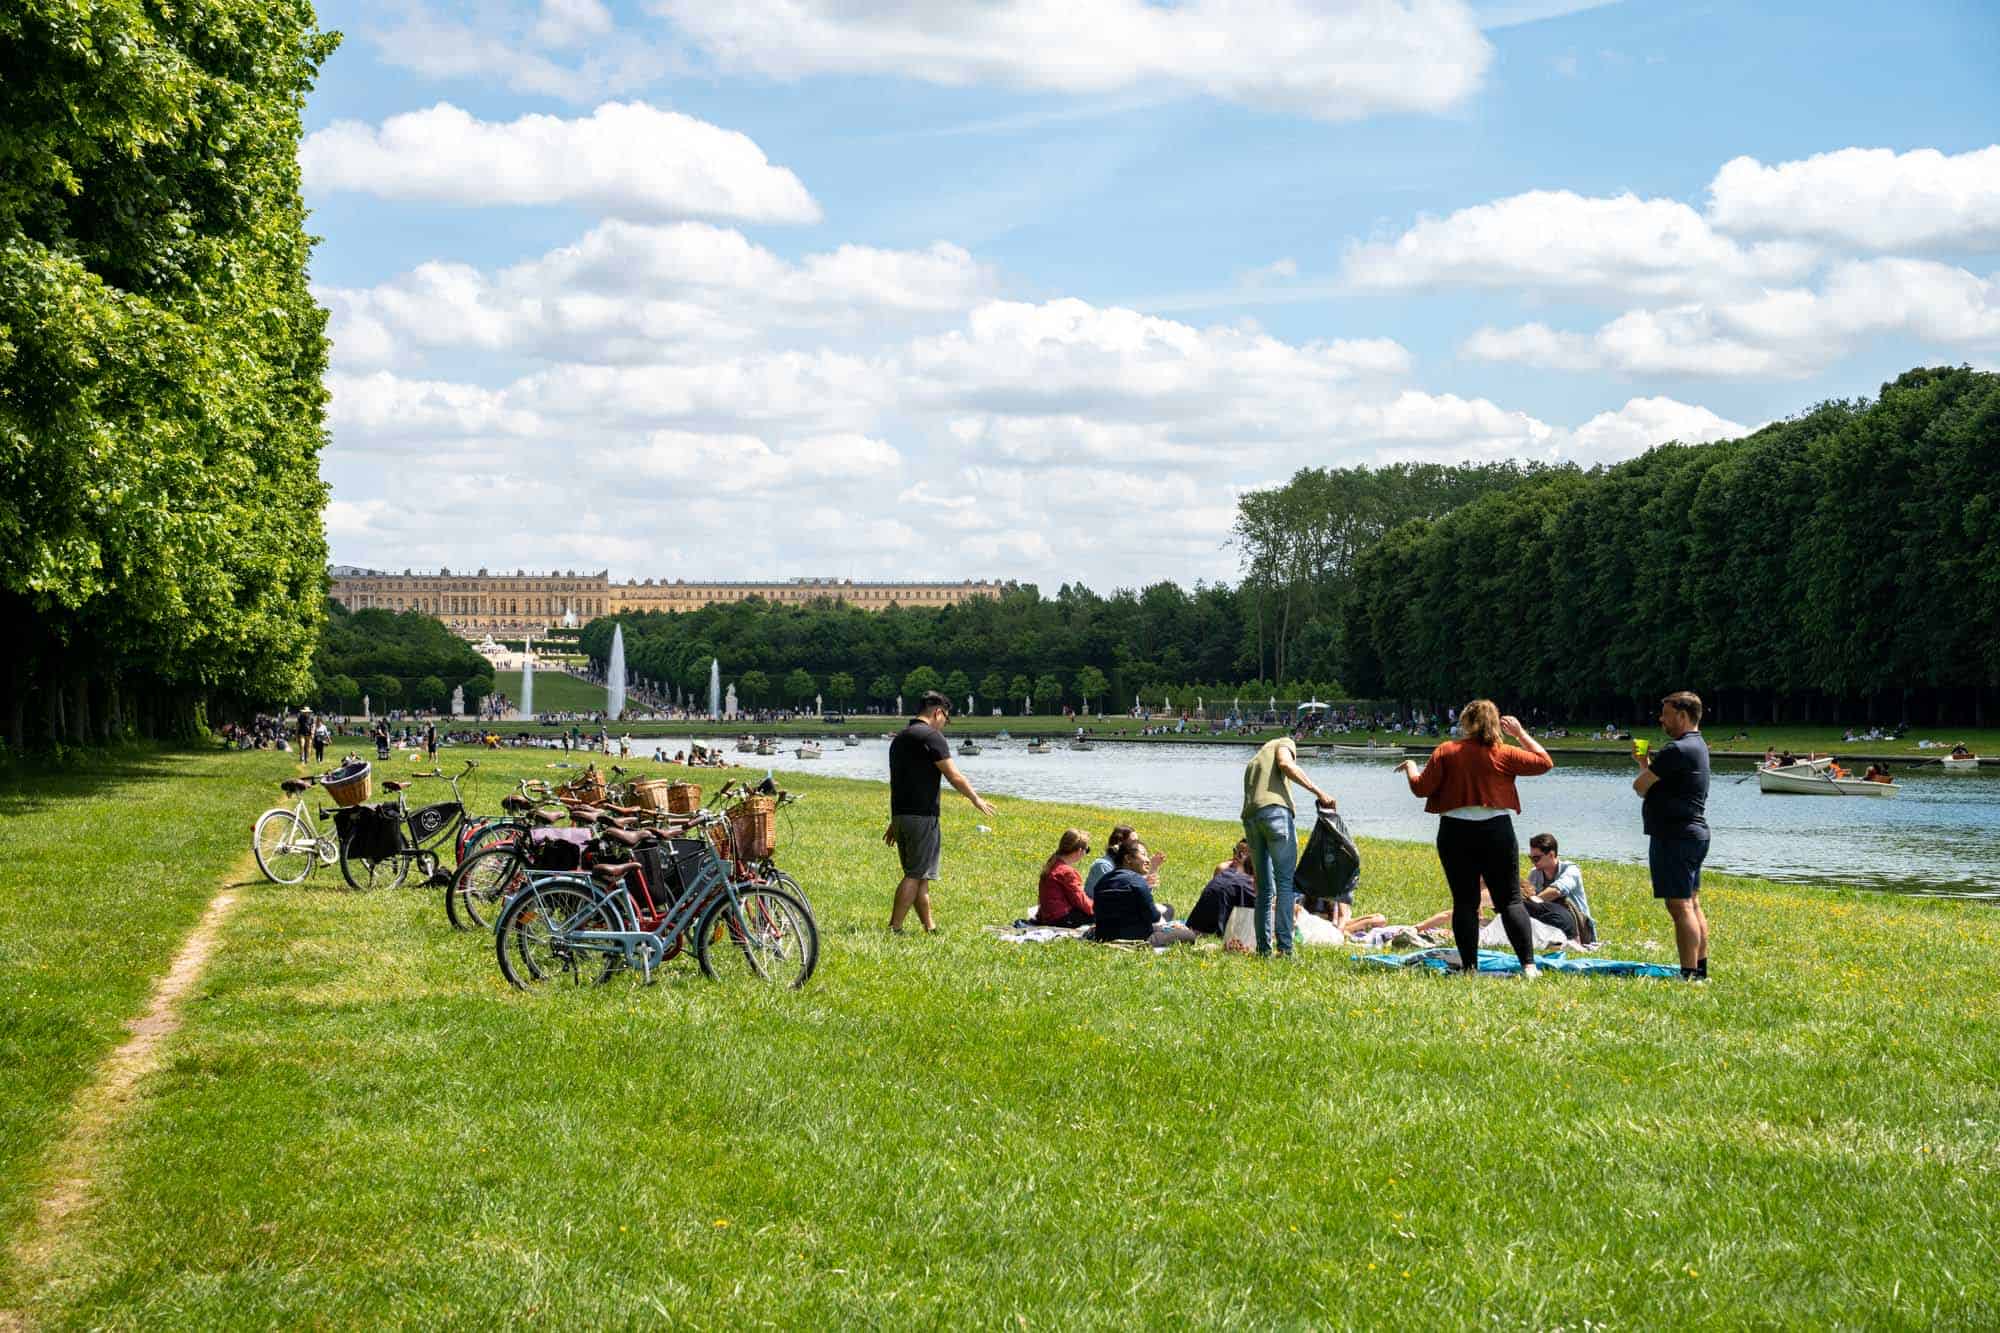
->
<box><xmin>989</xmin><ymin>924</ymin><xmax>1091</xmax><ymax>944</ymax></box>
<box><xmin>1359</xmin><ymin>947</ymin><xmax>1679</xmax><ymax>978</ymax></box>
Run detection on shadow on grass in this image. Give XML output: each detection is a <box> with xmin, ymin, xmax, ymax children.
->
<box><xmin>0</xmin><ymin>748</ymin><xmax>294</xmax><ymax>827</ymax></box>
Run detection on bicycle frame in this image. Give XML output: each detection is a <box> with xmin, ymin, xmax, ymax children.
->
<box><xmin>522</xmin><ymin>830</ymin><xmax>753</xmax><ymax>982</ymax></box>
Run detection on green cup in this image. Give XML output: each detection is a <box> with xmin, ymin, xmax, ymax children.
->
<box><xmin>1634</xmin><ymin>738</ymin><xmax>1650</xmax><ymax>758</ymax></box>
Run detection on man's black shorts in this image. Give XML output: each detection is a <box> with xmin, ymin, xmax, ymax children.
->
<box><xmin>1648</xmin><ymin>834</ymin><xmax>1709</xmax><ymax>899</ymax></box>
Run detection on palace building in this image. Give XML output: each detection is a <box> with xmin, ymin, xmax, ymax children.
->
<box><xmin>328</xmin><ymin>567</ymin><xmax>1005</xmax><ymax>638</ymax></box>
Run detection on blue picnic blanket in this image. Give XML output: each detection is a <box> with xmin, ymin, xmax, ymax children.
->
<box><xmin>1359</xmin><ymin>947</ymin><xmax>1679</xmax><ymax>978</ymax></box>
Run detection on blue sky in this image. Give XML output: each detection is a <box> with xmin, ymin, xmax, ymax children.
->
<box><xmin>305</xmin><ymin>0</ymin><xmax>2000</xmax><ymax>590</ymax></box>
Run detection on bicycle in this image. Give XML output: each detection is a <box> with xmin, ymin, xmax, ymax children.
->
<box><xmin>337</xmin><ymin>759</ymin><xmax>478</xmax><ymax>891</ymax></box>
<box><xmin>251</xmin><ymin>775</ymin><xmax>340</xmax><ymax>884</ymax></box>
<box><xmin>493</xmin><ymin>809</ymin><xmax>817</xmax><ymax>990</ymax></box>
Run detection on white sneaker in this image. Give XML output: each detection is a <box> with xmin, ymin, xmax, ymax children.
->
<box><xmin>1520</xmin><ymin>963</ymin><xmax>1540</xmax><ymax>980</ymax></box>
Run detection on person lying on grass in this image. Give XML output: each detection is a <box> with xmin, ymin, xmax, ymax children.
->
<box><xmin>1033</xmin><ymin>828</ymin><xmax>1094</xmax><ymax>928</ymax></box>
<box><xmin>1186</xmin><ymin>840</ymin><xmax>1254</xmax><ymax>937</ymax></box>
<box><xmin>1090</xmin><ymin>840</ymin><xmax>1195</xmax><ymax>947</ymax></box>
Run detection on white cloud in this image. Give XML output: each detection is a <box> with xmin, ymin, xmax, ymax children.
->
<box><xmin>1344</xmin><ymin>190</ymin><xmax>1816</xmax><ymax>299</ymax></box>
<box><xmin>657</xmin><ymin>0</ymin><xmax>1492</xmax><ymax>120</ymax></box>
<box><xmin>326</xmin><ymin>371</ymin><xmax>544</xmax><ymax>440</ymax></box>
<box><xmin>366</xmin><ymin>3</ymin><xmax>671</xmax><ymax>101</ymax></box>
<box><xmin>907</xmin><ymin>299</ymin><xmax>1410</xmax><ymax>419</ymax></box>
<box><xmin>300</xmin><ymin>102</ymin><xmax>821</xmax><ymax>224</ymax></box>
<box><xmin>614</xmin><ymin>430</ymin><xmax>901</xmax><ymax>495</ymax></box>
<box><xmin>534</xmin><ymin>0</ymin><xmax>613</xmax><ymax>48</ymax></box>
<box><xmin>1707</xmin><ymin>145</ymin><xmax>2000</xmax><ymax>253</ymax></box>
<box><xmin>1465</xmin><ymin>259</ymin><xmax>2000</xmax><ymax>378</ymax></box>
<box><xmin>319</xmin><ymin>222</ymin><xmax>991</xmax><ymax>368</ymax></box>
<box><xmin>1563</xmin><ymin>396</ymin><xmax>1747</xmax><ymax>464</ymax></box>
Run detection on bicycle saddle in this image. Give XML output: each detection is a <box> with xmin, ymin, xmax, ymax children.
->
<box><xmin>383</xmin><ymin>780</ymin><xmax>412</xmax><ymax>792</ymax></box>
<box><xmin>530</xmin><ymin>809</ymin><xmax>563</xmax><ymax>826</ymax></box>
<box><xmin>598</xmin><ymin>826</ymin><xmax>659</xmax><ymax>848</ymax></box>
<box><xmin>501</xmin><ymin>794</ymin><xmax>533</xmax><ymax>812</ymax></box>
<box><xmin>590</xmin><ymin>861</ymin><xmax>640</xmax><ymax>883</ymax></box>
<box><xmin>280</xmin><ymin>778</ymin><xmax>312</xmax><ymax>793</ymax></box>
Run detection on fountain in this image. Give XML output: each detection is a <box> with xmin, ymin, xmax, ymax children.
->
<box><xmin>521</xmin><ymin>635</ymin><xmax>534</xmax><ymax>718</ymax></box>
<box><xmin>709</xmin><ymin>658</ymin><xmax>721</xmax><ymax>720</ymax></box>
<box><xmin>606</xmin><ymin>625</ymin><xmax>626</xmax><ymax>720</ymax></box>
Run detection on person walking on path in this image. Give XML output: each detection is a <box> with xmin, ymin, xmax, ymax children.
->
<box><xmin>1397</xmin><ymin>701</ymin><xmax>1553</xmax><ymax>976</ymax></box>
<box><xmin>885</xmin><ymin>691</ymin><xmax>995</xmax><ymax>933</ymax></box>
<box><xmin>1240</xmin><ymin>734</ymin><xmax>1338</xmax><ymax>956</ymax></box>
<box><xmin>311</xmin><ymin>718</ymin><xmax>329</xmax><ymax>764</ymax></box>
<box><xmin>424</xmin><ymin>720</ymin><xmax>439</xmax><ymax>762</ymax></box>
<box><xmin>1632</xmin><ymin>691</ymin><xmax>1711</xmax><ymax>980</ymax></box>
<box><xmin>295</xmin><ymin>708</ymin><xmax>314</xmax><ymax>763</ymax></box>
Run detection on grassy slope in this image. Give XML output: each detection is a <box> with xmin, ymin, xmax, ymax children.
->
<box><xmin>15</xmin><ymin>752</ymin><xmax>2000</xmax><ymax>1325</ymax></box>
<box><xmin>485</xmin><ymin>669</ymin><xmax>610</xmax><ymax>714</ymax></box>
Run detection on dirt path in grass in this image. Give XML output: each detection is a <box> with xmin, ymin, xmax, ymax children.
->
<box><xmin>2</xmin><ymin>858</ymin><xmax>250</xmax><ymax>1328</ymax></box>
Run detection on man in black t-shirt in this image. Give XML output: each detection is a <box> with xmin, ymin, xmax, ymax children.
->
<box><xmin>1632</xmin><ymin>690</ymin><xmax>1712</xmax><ymax>979</ymax></box>
<box><xmin>886</xmin><ymin>691</ymin><xmax>995</xmax><ymax>933</ymax></box>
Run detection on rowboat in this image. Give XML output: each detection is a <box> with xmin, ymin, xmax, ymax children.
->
<box><xmin>1330</xmin><ymin>742</ymin><xmax>1406</xmax><ymax>758</ymax></box>
<box><xmin>957</xmin><ymin>741</ymin><xmax>981</xmax><ymax>756</ymax></box>
<box><xmin>795</xmin><ymin>743</ymin><xmax>822</xmax><ymax>759</ymax></box>
<box><xmin>755</xmin><ymin>737</ymin><xmax>777</xmax><ymax>756</ymax></box>
<box><xmin>1026</xmin><ymin>740</ymin><xmax>1053</xmax><ymax>754</ymax></box>
<box><xmin>1070</xmin><ymin>740</ymin><xmax>1095</xmax><ymax>751</ymax></box>
<box><xmin>843</xmin><ymin>734</ymin><xmax>860</xmax><ymax>747</ymax></box>
<box><xmin>1758</xmin><ymin>765</ymin><xmax>1900</xmax><ymax>797</ymax></box>
<box><xmin>1941</xmin><ymin>754</ymin><xmax>1979</xmax><ymax>772</ymax></box>
<box><xmin>734</xmin><ymin>735</ymin><xmax>756</xmax><ymax>753</ymax></box>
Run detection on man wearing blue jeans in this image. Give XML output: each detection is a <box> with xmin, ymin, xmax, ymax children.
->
<box><xmin>1240</xmin><ymin>735</ymin><xmax>1338</xmax><ymax>956</ymax></box>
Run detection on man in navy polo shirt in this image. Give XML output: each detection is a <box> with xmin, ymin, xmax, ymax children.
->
<box><xmin>1632</xmin><ymin>690</ymin><xmax>1711</xmax><ymax>980</ymax></box>
<box><xmin>885</xmin><ymin>691</ymin><xmax>995</xmax><ymax>934</ymax></box>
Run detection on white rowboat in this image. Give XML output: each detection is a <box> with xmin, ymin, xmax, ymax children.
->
<box><xmin>795</xmin><ymin>743</ymin><xmax>822</xmax><ymax>759</ymax></box>
<box><xmin>1330</xmin><ymin>743</ymin><xmax>1407</xmax><ymax>758</ymax></box>
<box><xmin>1941</xmin><ymin>755</ymin><xmax>1979</xmax><ymax>772</ymax></box>
<box><xmin>1026</xmin><ymin>741</ymin><xmax>1053</xmax><ymax>754</ymax></box>
<box><xmin>1757</xmin><ymin>767</ymin><xmax>1900</xmax><ymax>797</ymax></box>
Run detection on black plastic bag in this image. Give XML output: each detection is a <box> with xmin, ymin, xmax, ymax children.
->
<box><xmin>1293</xmin><ymin>810</ymin><xmax>1361</xmax><ymax>903</ymax></box>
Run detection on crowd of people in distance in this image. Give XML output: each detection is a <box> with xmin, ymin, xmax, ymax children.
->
<box><xmin>886</xmin><ymin>688</ymin><xmax>1714</xmax><ymax>981</ymax></box>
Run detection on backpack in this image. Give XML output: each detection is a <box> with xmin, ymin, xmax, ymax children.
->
<box><xmin>335</xmin><ymin>804</ymin><xmax>403</xmax><ymax>862</ymax></box>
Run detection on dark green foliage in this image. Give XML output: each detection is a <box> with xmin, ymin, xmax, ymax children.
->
<box><xmin>1339</xmin><ymin>368</ymin><xmax>2000</xmax><ymax>725</ymax></box>
<box><xmin>314</xmin><ymin>601</ymin><xmax>492</xmax><ymax>713</ymax></box>
<box><xmin>0</xmin><ymin>0</ymin><xmax>337</xmax><ymax>747</ymax></box>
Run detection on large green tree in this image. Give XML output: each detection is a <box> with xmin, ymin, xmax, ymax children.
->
<box><xmin>2</xmin><ymin>0</ymin><xmax>337</xmax><ymax>747</ymax></box>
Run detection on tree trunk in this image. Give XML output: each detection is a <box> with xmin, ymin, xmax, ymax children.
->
<box><xmin>70</xmin><ymin>673</ymin><xmax>91</xmax><ymax>747</ymax></box>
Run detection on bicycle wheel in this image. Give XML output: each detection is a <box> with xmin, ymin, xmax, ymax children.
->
<box><xmin>695</xmin><ymin>886</ymin><xmax>818</xmax><ymax>990</ymax></box>
<box><xmin>496</xmin><ymin>880</ymin><xmax>618</xmax><ymax>989</ymax></box>
<box><xmin>460</xmin><ymin>818</ymin><xmax>526</xmax><ymax>862</ymax></box>
<box><xmin>339</xmin><ymin>837</ymin><xmax>412</xmax><ymax>891</ymax></box>
<box><xmin>253</xmin><ymin>810</ymin><xmax>316</xmax><ymax>884</ymax></box>
<box><xmin>448</xmin><ymin>845</ymin><xmax>529</xmax><ymax>931</ymax></box>
<box><xmin>755</xmin><ymin>866</ymin><xmax>811</xmax><ymax>913</ymax></box>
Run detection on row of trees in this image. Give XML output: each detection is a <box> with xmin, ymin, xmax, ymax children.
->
<box><xmin>4</xmin><ymin>0</ymin><xmax>337</xmax><ymax>750</ymax></box>
<box><xmin>1343</xmin><ymin>368</ymin><xmax>2000</xmax><ymax>726</ymax></box>
<box><xmin>579</xmin><ymin>586</ymin><xmax>1347</xmax><ymax>715</ymax></box>
<box><xmin>311</xmin><ymin>603</ymin><xmax>494</xmax><ymax>715</ymax></box>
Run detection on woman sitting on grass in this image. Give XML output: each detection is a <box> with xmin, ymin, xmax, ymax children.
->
<box><xmin>1035</xmin><ymin>828</ymin><xmax>1094</xmax><ymax>928</ymax></box>
<box><xmin>1091</xmin><ymin>840</ymin><xmax>1195</xmax><ymax>947</ymax></box>
<box><xmin>1084</xmin><ymin>824</ymin><xmax>1136</xmax><ymax>896</ymax></box>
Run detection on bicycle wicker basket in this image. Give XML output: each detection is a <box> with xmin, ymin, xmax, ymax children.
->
<box><xmin>666</xmin><ymin>781</ymin><xmax>701</xmax><ymax>815</ymax></box>
<box><xmin>559</xmin><ymin>767</ymin><xmax>607</xmax><ymax>805</ymax></box>
<box><xmin>628</xmin><ymin>778</ymin><xmax>672</xmax><ymax>812</ymax></box>
<box><xmin>722</xmin><ymin>795</ymin><xmax>776</xmax><ymax>861</ymax></box>
<box><xmin>321</xmin><ymin>760</ymin><xmax>372</xmax><ymax>808</ymax></box>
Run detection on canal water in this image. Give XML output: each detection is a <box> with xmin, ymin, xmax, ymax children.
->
<box><xmin>672</xmin><ymin>736</ymin><xmax>2000</xmax><ymax>901</ymax></box>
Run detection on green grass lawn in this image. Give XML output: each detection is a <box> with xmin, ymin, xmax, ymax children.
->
<box><xmin>9</xmin><ymin>749</ymin><xmax>2000</xmax><ymax>1325</ymax></box>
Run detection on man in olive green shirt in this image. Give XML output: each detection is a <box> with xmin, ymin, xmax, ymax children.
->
<box><xmin>1241</xmin><ymin>735</ymin><xmax>1337</xmax><ymax>956</ymax></box>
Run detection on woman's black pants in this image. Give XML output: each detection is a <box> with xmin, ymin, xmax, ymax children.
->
<box><xmin>1435</xmin><ymin>815</ymin><xmax>1536</xmax><ymax>969</ymax></box>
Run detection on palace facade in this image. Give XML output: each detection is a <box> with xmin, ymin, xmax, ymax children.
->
<box><xmin>328</xmin><ymin>567</ymin><xmax>1005</xmax><ymax>638</ymax></box>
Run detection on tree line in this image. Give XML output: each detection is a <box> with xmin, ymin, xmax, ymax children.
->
<box><xmin>311</xmin><ymin>602</ymin><xmax>495</xmax><ymax>716</ymax></box>
<box><xmin>579</xmin><ymin>584</ymin><xmax>1345</xmax><ymax>716</ymax></box>
<box><xmin>3</xmin><ymin>0</ymin><xmax>336</xmax><ymax>752</ymax></box>
<box><xmin>1344</xmin><ymin>367</ymin><xmax>2000</xmax><ymax>727</ymax></box>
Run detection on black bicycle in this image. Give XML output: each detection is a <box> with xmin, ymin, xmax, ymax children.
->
<box><xmin>336</xmin><ymin>760</ymin><xmax>476</xmax><ymax>890</ymax></box>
